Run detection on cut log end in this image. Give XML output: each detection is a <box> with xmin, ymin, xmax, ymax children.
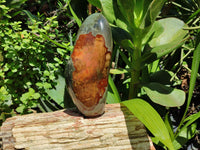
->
<box><xmin>1</xmin><ymin>103</ymin><xmax>155</xmax><ymax>150</ymax></box>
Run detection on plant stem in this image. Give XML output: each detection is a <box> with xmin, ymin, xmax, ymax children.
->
<box><xmin>128</xmin><ymin>69</ymin><xmax>140</xmax><ymax>99</ymax></box>
<box><xmin>128</xmin><ymin>40</ymin><xmax>142</xmax><ymax>99</ymax></box>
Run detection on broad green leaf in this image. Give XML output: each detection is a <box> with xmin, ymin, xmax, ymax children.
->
<box><xmin>173</xmin><ymin>123</ymin><xmax>197</xmax><ymax>149</ymax></box>
<box><xmin>46</xmin><ymin>75</ymin><xmax>65</xmax><ymax>107</ymax></box>
<box><xmin>149</xmin><ymin>18</ymin><xmax>187</xmax><ymax>47</ymax></box>
<box><xmin>143</xmin><ymin>82</ymin><xmax>185</xmax><ymax>107</ymax></box>
<box><xmin>122</xmin><ymin>99</ymin><xmax>174</xmax><ymax>150</ymax></box>
<box><xmin>150</xmin><ymin>40</ymin><xmax>186</xmax><ymax>58</ymax></box>
<box><xmin>142</xmin><ymin>18</ymin><xmax>188</xmax><ymax>63</ymax></box>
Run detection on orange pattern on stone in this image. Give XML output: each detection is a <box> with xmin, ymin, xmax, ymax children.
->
<box><xmin>71</xmin><ymin>32</ymin><xmax>111</xmax><ymax>107</ymax></box>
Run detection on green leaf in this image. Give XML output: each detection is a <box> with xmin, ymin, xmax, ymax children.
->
<box><xmin>143</xmin><ymin>82</ymin><xmax>185</xmax><ymax>107</ymax></box>
<box><xmin>20</xmin><ymin>93</ymin><xmax>30</xmax><ymax>103</ymax></box>
<box><xmin>69</xmin><ymin>3</ymin><xmax>82</xmax><ymax>27</ymax></box>
<box><xmin>186</xmin><ymin>42</ymin><xmax>200</xmax><ymax>114</ymax></box>
<box><xmin>111</xmin><ymin>26</ymin><xmax>132</xmax><ymax>44</ymax></box>
<box><xmin>164</xmin><ymin>112</ymin><xmax>174</xmax><ymax>141</ymax></box>
<box><xmin>149</xmin><ymin>18</ymin><xmax>187</xmax><ymax>47</ymax></box>
<box><xmin>120</xmin><ymin>39</ymin><xmax>134</xmax><ymax>54</ymax></box>
<box><xmin>176</xmin><ymin>42</ymin><xmax>200</xmax><ymax>133</ymax></box>
<box><xmin>110</xmin><ymin>68</ymin><xmax>128</xmax><ymax>74</ymax></box>
<box><xmin>173</xmin><ymin>123</ymin><xmax>197</xmax><ymax>149</ymax></box>
<box><xmin>43</xmin><ymin>82</ymin><xmax>52</xmax><ymax>89</ymax></box>
<box><xmin>5</xmin><ymin>0</ymin><xmax>28</xmax><ymax>9</ymax></box>
<box><xmin>183</xmin><ymin>111</ymin><xmax>200</xmax><ymax>123</ymax></box>
<box><xmin>0</xmin><ymin>86</ymin><xmax>11</xmax><ymax>101</ymax></box>
<box><xmin>142</xmin><ymin>18</ymin><xmax>188</xmax><ymax>63</ymax></box>
<box><xmin>101</xmin><ymin>0</ymin><xmax>129</xmax><ymax>31</ymax></box>
<box><xmin>38</xmin><ymin>31</ymin><xmax>66</xmax><ymax>49</ymax></box>
<box><xmin>141</xmin><ymin>0</ymin><xmax>166</xmax><ymax>28</ymax></box>
<box><xmin>3</xmin><ymin>99</ymin><xmax>12</xmax><ymax>106</ymax></box>
<box><xmin>57</xmin><ymin>48</ymin><xmax>65</xmax><ymax>56</ymax></box>
<box><xmin>43</xmin><ymin>70</ymin><xmax>50</xmax><ymax>76</ymax></box>
<box><xmin>117</xmin><ymin>0</ymin><xmax>134</xmax><ymax>26</ymax></box>
<box><xmin>177</xmin><ymin>111</ymin><xmax>200</xmax><ymax>139</ymax></box>
<box><xmin>106</xmin><ymin>75</ymin><xmax>121</xmax><ymax>103</ymax></box>
<box><xmin>38</xmin><ymin>99</ymin><xmax>59</xmax><ymax>112</ymax></box>
<box><xmin>87</xmin><ymin>0</ymin><xmax>101</xmax><ymax>9</ymax></box>
<box><xmin>118</xmin><ymin>49</ymin><xmax>133</xmax><ymax>69</ymax></box>
<box><xmin>29</xmin><ymin>88</ymin><xmax>35</xmax><ymax>95</ymax></box>
<box><xmin>46</xmin><ymin>75</ymin><xmax>65</xmax><ymax>107</ymax></box>
<box><xmin>16</xmin><ymin>104</ymin><xmax>26</xmax><ymax>113</ymax></box>
<box><xmin>150</xmin><ymin>70</ymin><xmax>174</xmax><ymax>85</ymax></box>
<box><xmin>106</xmin><ymin>91</ymin><xmax>117</xmax><ymax>104</ymax></box>
<box><xmin>0</xmin><ymin>52</ymin><xmax>3</xmax><ymax>62</ymax></box>
<box><xmin>32</xmin><ymin>93</ymin><xmax>40</xmax><ymax>99</ymax></box>
<box><xmin>22</xmin><ymin>10</ymin><xmax>38</xmax><ymax>23</ymax></box>
<box><xmin>100</xmin><ymin>0</ymin><xmax>116</xmax><ymax>24</ymax></box>
<box><xmin>122</xmin><ymin>99</ymin><xmax>174</xmax><ymax>150</ymax></box>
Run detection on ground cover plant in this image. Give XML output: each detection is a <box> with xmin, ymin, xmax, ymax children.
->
<box><xmin>0</xmin><ymin>0</ymin><xmax>200</xmax><ymax>149</ymax></box>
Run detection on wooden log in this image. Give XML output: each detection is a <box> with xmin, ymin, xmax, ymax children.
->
<box><xmin>1</xmin><ymin>103</ymin><xmax>155</xmax><ymax>150</ymax></box>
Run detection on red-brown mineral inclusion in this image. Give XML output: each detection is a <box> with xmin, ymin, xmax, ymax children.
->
<box><xmin>71</xmin><ymin>32</ymin><xmax>111</xmax><ymax>107</ymax></box>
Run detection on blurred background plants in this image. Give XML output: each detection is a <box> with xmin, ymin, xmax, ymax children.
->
<box><xmin>0</xmin><ymin>0</ymin><xmax>200</xmax><ymax>149</ymax></box>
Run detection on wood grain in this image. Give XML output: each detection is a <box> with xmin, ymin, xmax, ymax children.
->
<box><xmin>1</xmin><ymin>103</ymin><xmax>154</xmax><ymax>150</ymax></box>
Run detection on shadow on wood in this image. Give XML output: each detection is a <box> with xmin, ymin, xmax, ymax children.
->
<box><xmin>1</xmin><ymin>103</ymin><xmax>154</xmax><ymax>150</ymax></box>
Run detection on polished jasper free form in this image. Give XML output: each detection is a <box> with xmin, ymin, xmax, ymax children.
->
<box><xmin>67</xmin><ymin>13</ymin><xmax>113</xmax><ymax>117</ymax></box>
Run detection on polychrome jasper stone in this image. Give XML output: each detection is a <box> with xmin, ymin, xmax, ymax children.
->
<box><xmin>66</xmin><ymin>13</ymin><xmax>112</xmax><ymax>117</ymax></box>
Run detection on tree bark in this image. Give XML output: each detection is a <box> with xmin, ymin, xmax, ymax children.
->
<box><xmin>1</xmin><ymin>103</ymin><xmax>155</xmax><ymax>150</ymax></box>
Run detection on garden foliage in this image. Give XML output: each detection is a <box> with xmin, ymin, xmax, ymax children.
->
<box><xmin>0</xmin><ymin>0</ymin><xmax>200</xmax><ymax>149</ymax></box>
<box><xmin>0</xmin><ymin>0</ymin><xmax>73</xmax><ymax>123</ymax></box>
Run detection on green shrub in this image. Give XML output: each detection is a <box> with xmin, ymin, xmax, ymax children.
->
<box><xmin>0</xmin><ymin>0</ymin><xmax>72</xmax><ymax>122</ymax></box>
